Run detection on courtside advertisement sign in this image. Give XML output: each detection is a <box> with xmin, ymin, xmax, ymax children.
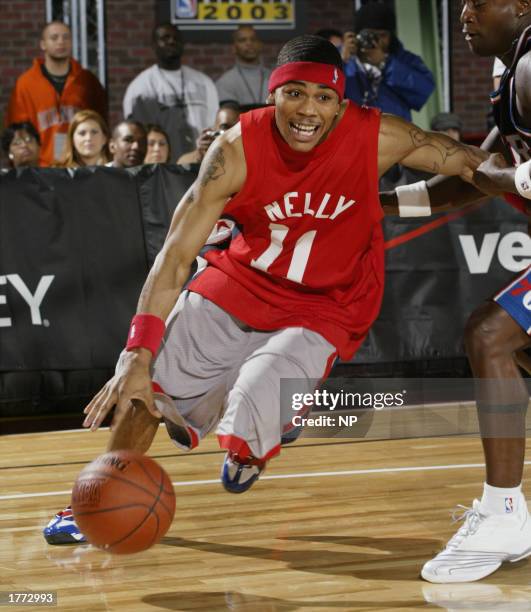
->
<box><xmin>173</xmin><ymin>0</ymin><xmax>295</xmax><ymax>29</ymax></box>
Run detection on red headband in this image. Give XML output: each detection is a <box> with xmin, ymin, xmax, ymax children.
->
<box><xmin>268</xmin><ymin>62</ymin><xmax>345</xmax><ymax>101</ymax></box>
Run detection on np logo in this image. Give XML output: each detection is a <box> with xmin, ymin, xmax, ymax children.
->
<box><xmin>521</xmin><ymin>180</ymin><xmax>530</xmax><ymax>191</ymax></box>
<box><xmin>505</xmin><ymin>497</ymin><xmax>514</xmax><ymax>513</ymax></box>
<box><xmin>332</xmin><ymin>68</ymin><xmax>339</xmax><ymax>84</ymax></box>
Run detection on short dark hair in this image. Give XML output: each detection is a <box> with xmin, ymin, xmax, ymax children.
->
<box><xmin>232</xmin><ymin>24</ymin><xmax>257</xmax><ymax>42</ymax></box>
<box><xmin>276</xmin><ymin>34</ymin><xmax>343</xmax><ymax>70</ymax></box>
<box><xmin>41</xmin><ymin>20</ymin><xmax>70</xmax><ymax>39</ymax></box>
<box><xmin>112</xmin><ymin>120</ymin><xmax>146</xmax><ymax>139</ymax></box>
<box><xmin>152</xmin><ymin>22</ymin><xmax>180</xmax><ymax>43</ymax></box>
<box><xmin>146</xmin><ymin>123</ymin><xmax>171</xmax><ymax>158</ymax></box>
<box><xmin>315</xmin><ymin>28</ymin><xmax>343</xmax><ymax>41</ymax></box>
<box><xmin>219</xmin><ymin>99</ymin><xmax>241</xmax><ymax>112</ymax></box>
<box><xmin>1</xmin><ymin>122</ymin><xmax>40</xmax><ymax>154</ymax></box>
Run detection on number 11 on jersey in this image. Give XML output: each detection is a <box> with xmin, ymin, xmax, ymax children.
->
<box><xmin>251</xmin><ymin>223</ymin><xmax>317</xmax><ymax>284</ymax></box>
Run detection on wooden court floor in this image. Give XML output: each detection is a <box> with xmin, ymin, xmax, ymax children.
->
<box><xmin>2</xmin><ymin>425</ymin><xmax>531</xmax><ymax>611</ymax></box>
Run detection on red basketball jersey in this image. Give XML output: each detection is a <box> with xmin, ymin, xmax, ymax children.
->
<box><xmin>188</xmin><ymin>102</ymin><xmax>384</xmax><ymax>360</ymax></box>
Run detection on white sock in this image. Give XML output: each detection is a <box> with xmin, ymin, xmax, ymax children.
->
<box><xmin>480</xmin><ymin>482</ymin><xmax>523</xmax><ymax>515</ymax></box>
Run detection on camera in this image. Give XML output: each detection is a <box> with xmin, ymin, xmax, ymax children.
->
<box><xmin>356</xmin><ymin>29</ymin><xmax>380</xmax><ymax>50</ymax></box>
<box><xmin>208</xmin><ymin>129</ymin><xmax>225</xmax><ymax>139</ymax></box>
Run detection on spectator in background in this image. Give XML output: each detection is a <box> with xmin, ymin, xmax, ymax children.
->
<box><xmin>123</xmin><ymin>23</ymin><xmax>218</xmax><ymax>163</ymax></box>
<box><xmin>315</xmin><ymin>28</ymin><xmax>344</xmax><ymax>51</ymax></box>
<box><xmin>177</xmin><ymin>102</ymin><xmax>240</xmax><ymax>166</ymax></box>
<box><xmin>107</xmin><ymin>121</ymin><xmax>147</xmax><ymax>169</ymax></box>
<box><xmin>5</xmin><ymin>21</ymin><xmax>107</xmax><ymax>166</ymax></box>
<box><xmin>430</xmin><ymin>112</ymin><xmax>463</xmax><ymax>142</ymax></box>
<box><xmin>215</xmin><ymin>26</ymin><xmax>272</xmax><ymax>109</ymax></box>
<box><xmin>145</xmin><ymin>124</ymin><xmax>171</xmax><ymax>164</ymax></box>
<box><xmin>56</xmin><ymin>110</ymin><xmax>110</xmax><ymax>167</ymax></box>
<box><xmin>344</xmin><ymin>3</ymin><xmax>435</xmax><ymax>121</ymax></box>
<box><xmin>1</xmin><ymin>122</ymin><xmax>41</xmax><ymax>169</ymax></box>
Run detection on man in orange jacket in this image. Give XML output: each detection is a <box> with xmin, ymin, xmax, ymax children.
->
<box><xmin>5</xmin><ymin>21</ymin><xmax>107</xmax><ymax>166</ymax></box>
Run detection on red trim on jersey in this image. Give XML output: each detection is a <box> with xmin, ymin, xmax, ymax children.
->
<box><xmin>186</xmin><ymin>427</ymin><xmax>199</xmax><ymax>450</ymax></box>
<box><xmin>218</xmin><ymin>434</ymin><xmax>281</xmax><ymax>463</ymax></box>
<box><xmin>504</xmin><ymin>192</ymin><xmax>528</xmax><ymax>214</ymax></box>
<box><xmin>189</xmin><ymin>103</ymin><xmax>384</xmax><ymax>361</ymax></box>
<box><xmin>269</xmin><ymin>62</ymin><xmax>345</xmax><ymax>101</ymax></box>
<box><xmin>152</xmin><ymin>381</ymin><xmax>164</xmax><ymax>394</ymax></box>
<box><xmin>321</xmin><ymin>351</ymin><xmax>338</xmax><ymax>380</ymax></box>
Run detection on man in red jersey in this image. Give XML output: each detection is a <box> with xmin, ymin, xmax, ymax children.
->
<box><xmin>44</xmin><ymin>35</ymin><xmax>486</xmax><ymax>544</ymax></box>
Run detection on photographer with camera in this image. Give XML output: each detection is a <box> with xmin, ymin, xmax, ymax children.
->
<box><xmin>177</xmin><ymin>101</ymin><xmax>240</xmax><ymax>166</ymax></box>
<box><xmin>343</xmin><ymin>3</ymin><xmax>435</xmax><ymax>121</ymax></box>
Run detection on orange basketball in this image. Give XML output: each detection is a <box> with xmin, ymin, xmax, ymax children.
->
<box><xmin>71</xmin><ymin>450</ymin><xmax>175</xmax><ymax>554</ymax></box>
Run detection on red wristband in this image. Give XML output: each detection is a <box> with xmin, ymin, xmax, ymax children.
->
<box><xmin>126</xmin><ymin>314</ymin><xmax>166</xmax><ymax>356</ymax></box>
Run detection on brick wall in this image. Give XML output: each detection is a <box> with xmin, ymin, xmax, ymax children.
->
<box><xmin>106</xmin><ymin>0</ymin><xmax>355</xmax><ymax>127</ymax></box>
<box><xmin>450</xmin><ymin>2</ymin><xmax>493</xmax><ymax>136</ymax></box>
<box><xmin>0</xmin><ymin>1</ymin><xmax>45</xmax><ymax>125</ymax></box>
<box><xmin>0</xmin><ymin>0</ymin><xmax>355</xmax><ymax>161</ymax></box>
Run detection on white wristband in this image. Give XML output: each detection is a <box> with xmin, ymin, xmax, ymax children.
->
<box><xmin>396</xmin><ymin>180</ymin><xmax>431</xmax><ymax>217</ymax></box>
<box><xmin>514</xmin><ymin>160</ymin><xmax>531</xmax><ymax>200</ymax></box>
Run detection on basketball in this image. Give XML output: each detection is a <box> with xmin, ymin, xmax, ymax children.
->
<box><xmin>71</xmin><ymin>450</ymin><xmax>175</xmax><ymax>554</ymax></box>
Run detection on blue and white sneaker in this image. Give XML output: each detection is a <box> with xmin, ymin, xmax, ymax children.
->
<box><xmin>43</xmin><ymin>506</ymin><xmax>87</xmax><ymax>545</ymax></box>
<box><xmin>221</xmin><ymin>453</ymin><xmax>264</xmax><ymax>494</ymax></box>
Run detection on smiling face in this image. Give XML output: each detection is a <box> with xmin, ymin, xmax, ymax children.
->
<box><xmin>73</xmin><ymin>119</ymin><xmax>108</xmax><ymax>165</ymax></box>
<box><xmin>460</xmin><ymin>0</ymin><xmax>523</xmax><ymax>57</ymax></box>
<box><xmin>273</xmin><ymin>80</ymin><xmax>341</xmax><ymax>152</ymax></box>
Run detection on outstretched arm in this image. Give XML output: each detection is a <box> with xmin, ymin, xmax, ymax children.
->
<box><xmin>378</xmin><ymin>113</ymin><xmax>488</xmax><ymax>180</ymax></box>
<box><xmin>380</xmin><ymin>47</ymin><xmax>531</xmax><ymax>216</ymax></box>
<box><xmin>380</xmin><ymin>118</ymin><xmax>505</xmax><ymax>215</ymax></box>
<box><xmin>83</xmin><ymin>128</ymin><xmax>246</xmax><ymax>430</ymax></box>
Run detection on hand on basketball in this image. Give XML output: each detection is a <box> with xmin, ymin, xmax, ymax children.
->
<box><xmin>83</xmin><ymin>350</ymin><xmax>161</xmax><ymax>431</ymax></box>
<box><xmin>473</xmin><ymin>152</ymin><xmax>513</xmax><ymax>194</ymax></box>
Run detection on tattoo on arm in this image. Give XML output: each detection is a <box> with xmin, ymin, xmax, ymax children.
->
<box><xmin>200</xmin><ymin>146</ymin><xmax>226</xmax><ymax>188</ymax></box>
<box><xmin>408</xmin><ymin>126</ymin><xmax>481</xmax><ymax>174</ymax></box>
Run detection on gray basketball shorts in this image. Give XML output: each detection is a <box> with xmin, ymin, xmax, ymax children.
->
<box><xmin>151</xmin><ymin>291</ymin><xmax>337</xmax><ymax>461</ymax></box>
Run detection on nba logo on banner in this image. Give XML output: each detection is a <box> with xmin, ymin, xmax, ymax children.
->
<box><xmin>505</xmin><ymin>497</ymin><xmax>514</xmax><ymax>513</ymax></box>
<box><xmin>176</xmin><ymin>0</ymin><xmax>198</xmax><ymax>19</ymax></box>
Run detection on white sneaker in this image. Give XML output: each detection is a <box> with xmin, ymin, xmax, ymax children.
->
<box><xmin>421</xmin><ymin>498</ymin><xmax>531</xmax><ymax>583</ymax></box>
